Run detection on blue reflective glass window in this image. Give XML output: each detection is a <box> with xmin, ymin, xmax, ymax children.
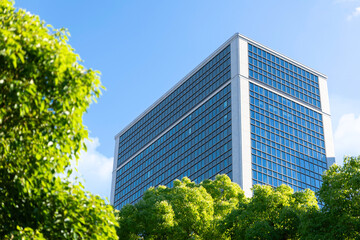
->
<box><xmin>114</xmin><ymin>83</ymin><xmax>233</xmax><ymax>208</ymax></box>
<box><xmin>248</xmin><ymin>44</ymin><xmax>321</xmax><ymax>109</ymax></box>
<box><xmin>250</xmin><ymin>82</ymin><xmax>326</xmax><ymax>192</ymax></box>
<box><xmin>117</xmin><ymin>45</ymin><xmax>231</xmax><ymax>167</ymax></box>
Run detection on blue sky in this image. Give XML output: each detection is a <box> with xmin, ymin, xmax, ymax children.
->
<box><xmin>15</xmin><ymin>0</ymin><xmax>360</xmax><ymax>200</ymax></box>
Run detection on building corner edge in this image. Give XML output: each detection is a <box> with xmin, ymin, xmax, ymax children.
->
<box><xmin>110</xmin><ymin>136</ymin><xmax>120</xmax><ymax>206</ymax></box>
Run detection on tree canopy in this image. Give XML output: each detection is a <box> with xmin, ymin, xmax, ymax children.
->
<box><xmin>300</xmin><ymin>156</ymin><xmax>360</xmax><ymax>240</ymax></box>
<box><xmin>117</xmin><ymin>156</ymin><xmax>360</xmax><ymax>240</ymax></box>
<box><xmin>117</xmin><ymin>175</ymin><xmax>245</xmax><ymax>240</ymax></box>
<box><xmin>222</xmin><ymin>185</ymin><xmax>317</xmax><ymax>240</ymax></box>
<box><xmin>117</xmin><ymin>175</ymin><xmax>317</xmax><ymax>240</ymax></box>
<box><xmin>0</xmin><ymin>0</ymin><xmax>117</xmax><ymax>238</ymax></box>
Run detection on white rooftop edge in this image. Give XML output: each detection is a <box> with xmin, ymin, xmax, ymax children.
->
<box><xmin>115</xmin><ymin>33</ymin><xmax>327</xmax><ymax>139</ymax></box>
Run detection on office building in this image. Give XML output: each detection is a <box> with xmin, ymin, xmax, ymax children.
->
<box><xmin>110</xmin><ymin>33</ymin><xmax>335</xmax><ymax>209</ymax></box>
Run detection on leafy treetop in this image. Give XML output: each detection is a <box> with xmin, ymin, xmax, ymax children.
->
<box><xmin>0</xmin><ymin>0</ymin><xmax>117</xmax><ymax>238</ymax></box>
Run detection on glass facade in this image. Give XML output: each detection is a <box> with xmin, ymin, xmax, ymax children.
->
<box><xmin>112</xmin><ymin>35</ymin><xmax>333</xmax><ymax>210</ymax></box>
<box><xmin>117</xmin><ymin>46</ymin><xmax>231</xmax><ymax>167</ymax></box>
<box><xmin>248</xmin><ymin>44</ymin><xmax>321</xmax><ymax>109</ymax></box>
<box><xmin>248</xmin><ymin>43</ymin><xmax>327</xmax><ymax>192</ymax></box>
<box><xmin>114</xmin><ymin>46</ymin><xmax>232</xmax><ymax>210</ymax></box>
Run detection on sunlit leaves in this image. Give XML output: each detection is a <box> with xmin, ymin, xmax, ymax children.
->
<box><xmin>221</xmin><ymin>184</ymin><xmax>318</xmax><ymax>240</ymax></box>
<box><xmin>117</xmin><ymin>175</ymin><xmax>323</xmax><ymax>240</ymax></box>
<box><xmin>117</xmin><ymin>175</ymin><xmax>245</xmax><ymax>240</ymax></box>
<box><xmin>301</xmin><ymin>156</ymin><xmax>360</xmax><ymax>239</ymax></box>
<box><xmin>0</xmin><ymin>0</ymin><xmax>117</xmax><ymax>238</ymax></box>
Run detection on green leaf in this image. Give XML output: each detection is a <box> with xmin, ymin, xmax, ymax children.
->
<box><xmin>0</xmin><ymin>1</ymin><xmax>115</xmax><ymax>239</ymax></box>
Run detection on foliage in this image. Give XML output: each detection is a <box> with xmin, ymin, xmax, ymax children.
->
<box><xmin>201</xmin><ymin>175</ymin><xmax>247</xmax><ymax>239</ymax></box>
<box><xmin>0</xmin><ymin>0</ymin><xmax>117</xmax><ymax>238</ymax></box>
<box><xmin>117</xmin><ymin>175</ymin><xmax>244</xmax><ymax>240</ymax></box>
<box><xmin>300</xmin><ymin>156</ymin><xmax>360</xmax><ymax>240</ymax></box>
<box><xmin>118</xmin><ymin>177</ymin><xmax>213</xmax><ymax>239</ymax></box>
<box><xmin>118</xmin><ymin>156</ymin><xmax>360</xmax><ymax>239</ymax></box>
<box><xmin>201</xmin><ymin>174</ymin><xmax>246</xmax><ymax>218</ymax></box>
<box><xmin>117</xmin><ymin>176</ymin><xmax>318</xmax><ymax>240</ymax></box>
<box><xmin>221</xmin><ymin>184</ymin><xmax>318</xmax><ymax>240</ymax></box>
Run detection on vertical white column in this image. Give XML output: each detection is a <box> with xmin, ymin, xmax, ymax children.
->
<box><xmin>231</xmin><ymin>36</ymin><xmax>242</xmax><ymax>190</ymax></box>
<box><xmin>231</xmin><ymin>36</ymin><xmax>252</xmax><ymax>197</ymax></box>
<box><xmin>318</xmin><ymin>76</ymin><xmax>335</xmax><ymax>167</ymax></box>
<box><xmin>239</xmin><ymin>39</ymin><xmax>252</xmax><ymax>197</ymax></box>
<box><xmin>110</xmin><ymin>136</ymin><xmax>120</xmax><ymax>206</ymax></box>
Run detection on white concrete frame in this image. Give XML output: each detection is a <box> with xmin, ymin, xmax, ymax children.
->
<box><xmin>110</xmin><ymin>136</ymin><xmax>120</xmax><ymax>205</ymax></box>
<box><xmin>319</xmin><ymin>76</ymin><xmax>335</xmax><ymax>167</ymax></box>
<box><xmin>231</xmin><ymin>36</ymin><xmax>252</xmax><ymax>197</ymax></box>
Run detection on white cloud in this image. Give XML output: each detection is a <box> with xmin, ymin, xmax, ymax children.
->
<box><xmin>71</xmin><ymin>137</ymin><xmax>113</xmax><ymax>201</ymax></box>
<box><xmin>347</xmin><ymin>6</ymin><xmax>360</xmax><ymax>20</ymax></box>
<box><xmin>330</xmin><ymin>95</ymin><xmax>360</xmax><ymax>128</ymax></box>
<box><xmin>334</xmin><ymin>113</ymin><xmax>360</xmax><ymax>163</ymax></box>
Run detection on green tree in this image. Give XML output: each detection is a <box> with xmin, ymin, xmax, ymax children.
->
<box><xmin>201</xmin><ymin>174</ymin><xmax>247</xmax><ymax>239</ymax></box>
<box><xmin>118</xmin><ymin>177</ymin><xmax>214</xmax><ymax>240</ymax></box>
<box><xmin>117</xmin><ymin>158</ymin><xmax>360</xmax><ymax>240</ymax></box>
<box><xmin>202</xmin><ymin>174</ymin><xmax>246</xmax><ymax>218</ymax></box>
<box><xmin>300</xmin><ymin>156</ymin><xmax>360</xmax><ymax>240</ymax></box>
<box><xmin>117</xmin><ymin>175</ymin><xmax>323</xmax><ymax>240</ymax></box>
<box><xmin>0</xmin><ymin>0</ymin><xmax>117</xmax><ymax>238</ymax></box>
<box><xmin>117</xmin><ymin>175</ymin><xmax>247</xmax><ymax>240</ymax></box>
<box><xmin>222</xmin><ymin>184</ymin><xmax>318</xmax><ymax>240</ymax></box>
